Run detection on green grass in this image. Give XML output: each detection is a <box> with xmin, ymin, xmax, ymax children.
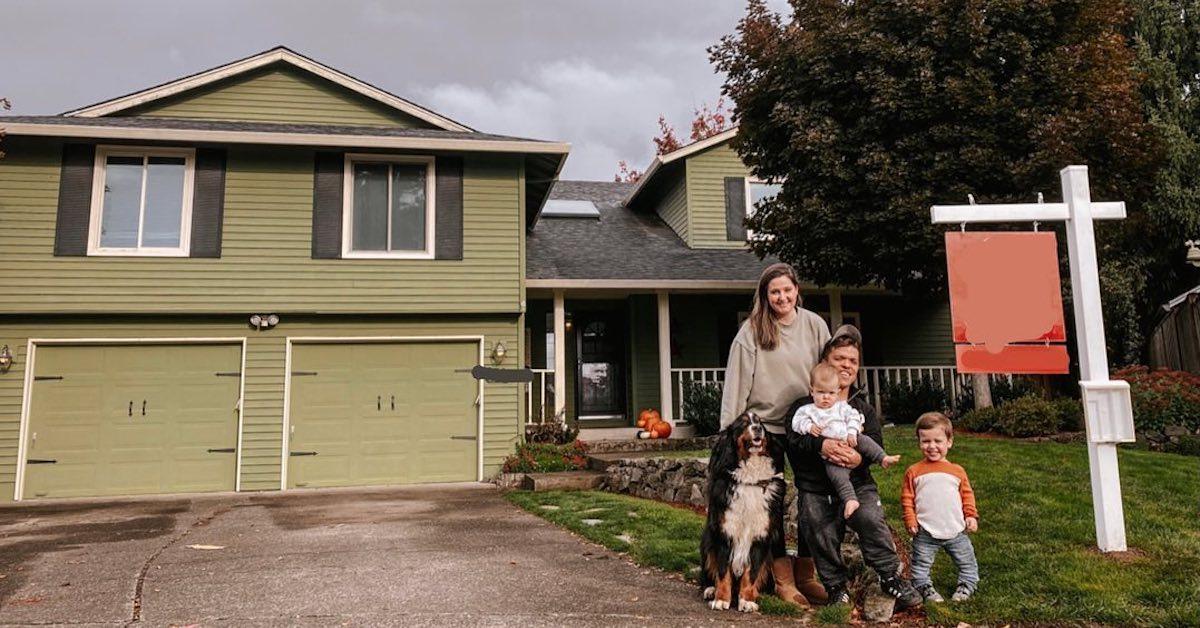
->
<box><xmin>814</xmin><ymin>602</ymin><xmax>852</xmax><ymax>624</ymax></box>
<box><xmin>512</xmin><ymin>428</ymin><xmax>1200</xmax><ymax>626</ymax></box>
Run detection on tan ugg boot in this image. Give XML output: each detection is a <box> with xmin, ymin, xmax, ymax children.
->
<box><xmin>794</xmin><ymin>556</ymin><xmax>828</xmax><ymax>605</ymax></box>
<box><xmin>771</xmin><ymin>557</ymin><xmax>809</xmax><ymax>607</ymax></box>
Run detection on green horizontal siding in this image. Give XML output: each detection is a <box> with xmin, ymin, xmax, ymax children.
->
<box><xmin>685</xmin><ymin>143</ymin><xmax>751</xmax><ymax>250</ymax></box>
<box><xmin>118</xmin><ymin>64</ymin><xmax>430</xmax><ymax>128</ymax></box>
<box><xmin>655</xmin><ymin>174</ymin><xmax>690</xmax><ymax>244</ymax></box>
<box><xmin>852</xmin><ymin>296</ymin><xmax>956</xmax><ymax>366</ymax></box>
<box><xmin>0</xmin><ymin>315</ymin><xmax>521</xmax><ymax>502</ymax></box>
<box><xmin>0</xmin><ymin>138</ymin><xmax>522</xmax><ymax>314</ymax></box>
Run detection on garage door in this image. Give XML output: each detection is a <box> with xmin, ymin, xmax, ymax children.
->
<box><xmin>22</xmin><ymin>343</ymin><xmax>242</xmax><ymax>500</ymax></box>
<box><xmin>286</xmin><ymin>341</ymin><xmax>478</xmax><ymax>488</ymax></box>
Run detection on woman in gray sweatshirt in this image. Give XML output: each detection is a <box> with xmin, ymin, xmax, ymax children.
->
<box><xmin>717</xmin><ymin>262</ymin><xmax>830</xmax><ymax>606</ymax></box>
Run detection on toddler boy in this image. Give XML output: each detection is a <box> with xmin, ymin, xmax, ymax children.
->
<box><xmin>900</xmin><ymin>412</ymin><xmax>980</xmax><ymax>602</ymax></box>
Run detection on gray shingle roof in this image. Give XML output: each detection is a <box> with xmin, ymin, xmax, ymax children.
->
<box><xmin>0</xmin><ymin>115</ymin><xmax>556</xmax><ymax>145</ymax></box>
<box><xmin>528</xmin><ymin>180</ymin><xmax>776</xmax><ymax>281</ymax></box>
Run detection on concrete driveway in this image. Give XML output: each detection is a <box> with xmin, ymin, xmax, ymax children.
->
<box><xmin>0</xmin><ymin>484</ymin><xmax>797</xmax><ymax>626</ymax></box>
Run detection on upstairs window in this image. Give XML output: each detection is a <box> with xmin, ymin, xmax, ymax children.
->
<box><xmin>342</xmin><ymin>154</ymin><xmax>435</xmax><ymax>259</ymax></box>
<box><xmin>89</xmin><ymin>147</ymin><xmax>195</xmax><ymax>256</ymax></box>
<box><xmin>745</xmin><ymin>179</ymin><xmax>781</xmax><ymax>241</ymax></box>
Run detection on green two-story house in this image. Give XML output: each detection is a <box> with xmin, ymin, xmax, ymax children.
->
<box><xmin>0</xmin><ymin>47</ymin><xmax>567</xmax><ymax>501</ymax></box>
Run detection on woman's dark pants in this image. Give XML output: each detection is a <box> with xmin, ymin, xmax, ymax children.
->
<box><xmin>769</xmin><ymin>432</ymin><xmax>812</xmax><ymax>559</ymax></box>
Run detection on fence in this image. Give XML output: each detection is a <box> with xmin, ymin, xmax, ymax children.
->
<box><xmin>524</xmin><ymin>368</ymin><xmax>556</xmax><ymax>424</ymax></box>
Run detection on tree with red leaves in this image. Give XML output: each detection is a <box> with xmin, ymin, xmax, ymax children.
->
<box><xmin>615</xmin><ymin>99</ymin><xmax>734</xmax><ymax>182</ymax></box>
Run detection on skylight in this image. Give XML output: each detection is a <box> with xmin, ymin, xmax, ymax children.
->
<box><xmin>542</xmin><ymin>199</ymin><xmax>600</xmax><ymax>218</ymax></box>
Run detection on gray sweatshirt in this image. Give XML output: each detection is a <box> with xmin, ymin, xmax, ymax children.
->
<box><xmin>719</xmin><ymin>309</ymin><xmax>831</xmax><ymax>434</ymax></box>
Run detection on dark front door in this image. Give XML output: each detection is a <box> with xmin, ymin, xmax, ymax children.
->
<box><xmin>576</xmin><ymin>312</ymin><xmax>625</xmax><ymax>418</ymax></box>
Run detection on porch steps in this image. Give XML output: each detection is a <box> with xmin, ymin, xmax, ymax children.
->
<box><xmin>520</xmin><ymin>470</ymin><xmax>606</xmax><ymax>492</ymax></box>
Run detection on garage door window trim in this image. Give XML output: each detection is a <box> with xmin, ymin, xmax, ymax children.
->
<box><xmin>280</xmin><ymin>335</ymin><xmax>485</xmax><ymax>489</ymax></box>
<box><xmin>14</xmin><ymin>337</ymin><xmax>247</xmax><ymax>502</ymax></box>
<box><xmin>88</xmin><ymin>145</ymin><xmax>197</xmax><ymax>257</ymax></box>
<box><xmin>341</xmin><ymin>154</ymin><xmax>436</xmax><ymax>260</ymax></box>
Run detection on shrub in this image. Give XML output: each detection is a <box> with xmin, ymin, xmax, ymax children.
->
<box><xmin>994</xmin><ymin>395</ymin><xmax>1060</xmax><ymax>437</ymax></box>
<box><xmin>957</xmin><ymin>406</ymin><xmax>1001</xmax><ymax>433</ymax></box>
<box><xmin>1050</xmin><ymin>397</ymin><xmax>1084</xmax><ymax>432</ymax></box>
<box><xmin>682</xmin><ymin>381</ymin><xmax>722</xmax><ymax>436</ymax></box>
<box><xmin>1113</xmin><ymin>366</ymin><xmax>1200</xmax><ymax>433</ymax></box>
<box><xmin>502</xmin><ymin>441</ymin><xmax>589</xmax><ymax>473</ymax></box>
<box><xmin>880</xmin><ymin>376</ymin><xmax>951</xmax><ymax>424</ymax></box>
<box><xmin>525</xmin><ymin>420</ymin><xmax>578</xmax><ymax>445</ymax></box>
<box><xmin>989</xmin><ymin>376</ymin><xmax>1040</xmax><ymax>406</ymax></box>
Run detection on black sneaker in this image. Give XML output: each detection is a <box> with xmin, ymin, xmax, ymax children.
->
<box><xmin>824</xmin><ymin>585</ymin><xmax>851</xmax><ymax>606</ymax></box>
<box><xmin>879</xmin><ymin>575</ymin><xmax>922</xmax><ymax>609</ymax></box>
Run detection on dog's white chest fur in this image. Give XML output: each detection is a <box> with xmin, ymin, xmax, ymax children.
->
<box><xmin>721</xmin><ymin>455</ymin><xmax>780</xmax><ymax>577</ymax></box>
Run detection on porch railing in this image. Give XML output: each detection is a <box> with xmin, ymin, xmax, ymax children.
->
<box><xmin>524</xmin><ymin>368</ymin><xmax>556</xmax><ymax>425</ymax></box>
<box><xmin>671</xmin><ymin>368</ymin><xmax>726</xmax><ymax>424</ymax></box>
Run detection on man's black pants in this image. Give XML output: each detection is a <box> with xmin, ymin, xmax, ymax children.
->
<box><xmin>798</xmin><ymin>485</ymin><xmax>900</xmax><ymax>589</ymax></box>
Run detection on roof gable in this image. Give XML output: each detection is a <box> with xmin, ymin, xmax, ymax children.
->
<box><xmin>623</xmin><ymin>127</ymin><xmax>738</xmax><ymax>208</ymax></box>
<box><xmin>64</xmin><ymin>47</ymin><xmax>472</xmax><ymax>132</ymax></box>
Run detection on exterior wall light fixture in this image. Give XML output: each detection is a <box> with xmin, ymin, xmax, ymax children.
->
<box><xmin>249</xmin><ymin>314</ymin><xmax>280</xmax><ymax>331</ymax></box>
<box><xmin>1187</xmin><ymin>240</ymin><xmax>1200</xmax><ymax>268</ymax></box>
<box><xmin>0</xmin><ymin>345</ymin><xmax>12</xmax><ymax>373</ymax></box>
<box><xmin>491</xmin><ymin>341</ymin><xmax>508</xmax><ymax>365</ymax></box>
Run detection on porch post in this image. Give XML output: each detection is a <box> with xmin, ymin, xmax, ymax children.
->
<box><xmin>828</xmin><ymin>288</ymin><xmax>844</xmax><ymax>329</ymax></box>
<box><xmin>553</xmin><ymin>290</ymin><xmax>567</xmax><ymax>421</ymax></box>
<box><xmin>657</xmin><ymin>290</ymin><xmax>674</xmax><ymax>424</ymax></box>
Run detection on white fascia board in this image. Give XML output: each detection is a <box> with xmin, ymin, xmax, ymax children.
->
<box><xmin>526</xmin><ymin>279</ymin><xmax>758</xmax><ymax>290</ymax></box>
<box><xmin>63</xmin><ymin>49</ymin><xmax>474</xmax><ymax>132</ymax></box>
<box><xmin>623</xmin><ymin>126</ymin><xmax>740</xmax><ymax>207</ymax></box>
<box><xmin>2</xmin><ymin>122</ymin><xmax>570</xmax><ymax>155</ymax></box>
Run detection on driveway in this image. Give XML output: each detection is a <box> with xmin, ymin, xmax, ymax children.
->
<box><xmin>0</xmin><ymin>484</ymin><xmax>796</xmax><ymax>626</ymax></box>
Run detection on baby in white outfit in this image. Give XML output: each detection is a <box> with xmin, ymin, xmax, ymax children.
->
<box><xmin>792</xmin><ymin>363</ymin><xmax>900</xmax><ymax>518</ymax></box>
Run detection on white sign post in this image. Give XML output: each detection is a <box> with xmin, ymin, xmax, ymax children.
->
<box><xmin>931</xmin><ymin>165</ymin><xmax>1134</xmax><ymax>552</ymax></box>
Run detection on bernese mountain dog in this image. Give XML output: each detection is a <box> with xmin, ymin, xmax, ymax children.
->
<box><xmin>700</xmin><ymin>412</ymin><xmax>787</xmax><ymax>612</ymax></box>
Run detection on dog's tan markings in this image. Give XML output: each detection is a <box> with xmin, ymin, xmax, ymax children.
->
<box><xmin>710</xmin><ymin>570</ymin><xmax>733</xmax><ymax>610</ymax></box>
<box><xmin>737</xmin><ymin>568</ymin><xmax>759</xmax><ymax>612</ymax></box>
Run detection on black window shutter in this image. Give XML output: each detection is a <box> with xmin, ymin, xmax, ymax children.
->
<box><xmin>312</xmin><ymin>151</ymin><xmax>344</xmax><ymax>259</ymax></box>
<box><xmin>724</xmin><ymin>176</ymin><xmax>748</xmax><ymax>241</ymax></box>
<box><xmin>435</xmin><ymin>156</ymin><xmax>463</xmax><ymax>260</ymax></box>
<box><xmin>190</xmin><ymin>148</ymin><xmax>226</xmax><ymax>258</ymax></box>
<box><xmin>53</xmin><ymin>144</ymin><xmax>96</xmax><ymax>256</ymax></box>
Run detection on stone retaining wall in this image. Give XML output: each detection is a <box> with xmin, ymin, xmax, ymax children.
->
<box><xmin>600</xmin><ymin>456</ymin><xmax>800</xmax><ymax>537</ymax></box>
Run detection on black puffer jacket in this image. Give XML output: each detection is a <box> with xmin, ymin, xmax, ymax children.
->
<box><xmin>785</xmin><ymin>389</ymin><xmax>884</xmax><ymax>495</ymax></box>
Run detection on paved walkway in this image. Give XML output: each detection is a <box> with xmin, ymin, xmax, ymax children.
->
<box><xmin>0</xmin><ymin>484</ymin><xmax>800</xmax><ymax>626</ymax></box>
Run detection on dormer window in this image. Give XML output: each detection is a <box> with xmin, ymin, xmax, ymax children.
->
<box><xmin>342</xmin><ymin>154</ymin><xmax>436</xmax><ymax>259</ymax></box>
<box><xmin>88</xmin><ymin>146</ymin><xmax>195</xmax><ymax>256</ymax></box>
<box><xmin>747</xmin><ymin>180</ymin><xmax>782</xmax><ymax>218</ymax></box>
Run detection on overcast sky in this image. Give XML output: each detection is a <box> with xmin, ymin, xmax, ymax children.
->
<box><xmin>5</xmin><ymin>0</ymin><xmax>787</xmax><ymax>180</ymax></box>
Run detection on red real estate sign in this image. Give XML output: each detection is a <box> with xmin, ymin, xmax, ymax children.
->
<box><xmin>945</xmin><ymin>232</ymin><xmax>1070</xmax><ymax>374</ymax></box>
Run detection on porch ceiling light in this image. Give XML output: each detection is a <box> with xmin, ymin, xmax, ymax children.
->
<box><xmin>564</xmin><ymin>314</ymin><xmax>573</xmax><ymax>332</ymax></box>
<box><xmin>0</xmin><ymin>345</ymin><xmax>11</xmax><ymax>373</ymax></box>
<box><xmin>1187</xmin><ymin>240</ymin><xmax>1200</xmax><ymax>267</ymax></box>
<box><xmin>491</xmin><ymin>341</ymin><xmax>508</xmax><ymax>365</ymax></box>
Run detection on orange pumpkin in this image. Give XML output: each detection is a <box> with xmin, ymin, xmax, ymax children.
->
<box><xmin>651</xmin><ymin>421</ymin><xmax>672</xmax><ymax>439</ymax></box>
<box><xmin>637</xmin><ymin>408</ymin><xmax>661</xmax><ymax>429</ymax></box>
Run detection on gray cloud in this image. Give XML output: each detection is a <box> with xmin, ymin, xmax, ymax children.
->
<box><xmin>4</xmin><ymin>0</ymin><xmax>787</xmax><ymax>179</ymax></box>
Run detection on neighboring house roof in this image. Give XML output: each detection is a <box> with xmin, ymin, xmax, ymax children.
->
<box><xmin>61</xmin><ymin>46</ymin><xmax>474</xmax><ymax>132</ymax></box>
<box><xmin>527</xmin><ymin>179</ymin><xmax>777</xmax><ymax>285</ymax></box>
<box><xmin>623</xmin><ymin>126</ymin><xmax>739</xmax><ymax>209</ymax></box>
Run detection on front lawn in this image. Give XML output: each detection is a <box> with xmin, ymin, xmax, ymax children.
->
<box><xmin>509</xmin><ymin>428</ymin><xmax>1200</xmax><ymax>626</ymax></box>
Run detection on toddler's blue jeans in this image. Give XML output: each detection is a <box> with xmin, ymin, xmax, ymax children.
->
<box><xmin>909</xmin><ymin>527</ymin><xmax>979</xmax><ymax>591</ymax></box>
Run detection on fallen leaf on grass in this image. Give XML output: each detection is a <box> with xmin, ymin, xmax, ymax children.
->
<box><xmin>185</xmin><ymin>544</ymin><xmax>225</xmax><ymax>550</ymax></box>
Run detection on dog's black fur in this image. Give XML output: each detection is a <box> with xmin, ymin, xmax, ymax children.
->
<box><xmin>699</xmin><ymin>413</ymin><xmax>787</xmax><ymax>611</ymax></box>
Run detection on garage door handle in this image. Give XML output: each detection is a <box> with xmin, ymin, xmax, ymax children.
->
<box><xmin>289</xmin><ymin>451</ymin><xmax>318</xmax><ymax>456</ymax></box>
<box><xmin>450</xmin><ymin>435</ymin><xmax>476</xmax><ymax>441</ymax></box>
<box><xmin>128</xmin><ymin>401</ymin><xmax>133</xmax><ymax>417</ymax></box>
<box><xmin>207</xmin><ymin>448</ymin><xmax>236</xmax><ymax>454</ymax></box>
<box><xmin>391</xmin><ymin>395</ymin><xmax>395</xmax><ymax>410</ymax></box>
<box><xmin>27</xmin><ymin>459</ymin><xmax>57</xmax><ymax>465</ymax></box>
<box><xmin>377</xmin><ymin>396</ymin><xmax>381</xmax><ymax>411</ymax></box>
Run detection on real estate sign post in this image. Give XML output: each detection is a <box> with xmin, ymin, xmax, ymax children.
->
<box><xmin>931</xmin><ymin>165</ymin><xmax>1135</xmax><ymax>552</ymax></box>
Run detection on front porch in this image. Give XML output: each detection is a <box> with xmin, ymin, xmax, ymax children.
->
<box><xmin>521</xmin><ymin>282</ymin><xmax>960</xmax><ymax>434</ymax></box>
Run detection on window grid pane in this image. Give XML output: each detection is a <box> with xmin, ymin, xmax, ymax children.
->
<box><xmin>352</xmin><ymin>163</ymin><xmax>389</xmax><ymax>251</ymax></box>
<box><xmin>99</xmin><ymin>156</ymin><xmax>144</xmax><ymax>248</ymax></box>
<box><xmin>142</xmin><ymin>156</ymin><xmax>186</xmax><ymax>248</ymax></box>
<box><xmin>390</xmin><ymin>164</ymin><xmax>426</xmax><ymax>251</ymax></box>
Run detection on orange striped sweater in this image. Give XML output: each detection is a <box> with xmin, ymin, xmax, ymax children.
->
<box><xmin>900</xmin><ymin>459</ymin><xmax>978</xmax><ymax>540</ymax></box>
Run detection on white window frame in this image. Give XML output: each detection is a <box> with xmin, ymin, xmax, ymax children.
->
<box><xmin>88</xmin><ymin>145</ymin><xmax>196</xmax><ymax>257</ymax></box>
<box><xmin>744</xmin><ymin>178</ymin><xmax>782</xmax><ymax>242</ymax></box>
<box><xmin>341</xmin><ymin>153</ymin><xmax>436</xmax><ymax>259</ymax></box>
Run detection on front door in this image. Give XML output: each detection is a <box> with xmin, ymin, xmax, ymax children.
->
<box><xmin>576</xmin><ymin>312</ymin><xmax>625</xmax><ymax>418</ymax></box>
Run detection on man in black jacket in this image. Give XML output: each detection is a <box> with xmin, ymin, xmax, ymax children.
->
<box><xmin>785</xmin><ymin>328</ymin><xmax>921</xmax><ymax>609</ymax></box>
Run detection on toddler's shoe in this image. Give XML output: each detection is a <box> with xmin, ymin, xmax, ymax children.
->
<box><xmin>824</xmin><ymin>585</ymin><xmax>851</xmax><ymax>606</ymax></box>
<box><xmin>950</xmin><ymin>583</ymin><xmax>974</xmax><ymax>602</ymax></box>
<box><xmin>917</xmin><ymin>583</ymin><xmax>944</xmax><ymax>603</ymax></box>
<box><xmin>879</xmin><ymin>575</ymin><xmax>922</xmax><ymax>609</ymax></box>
